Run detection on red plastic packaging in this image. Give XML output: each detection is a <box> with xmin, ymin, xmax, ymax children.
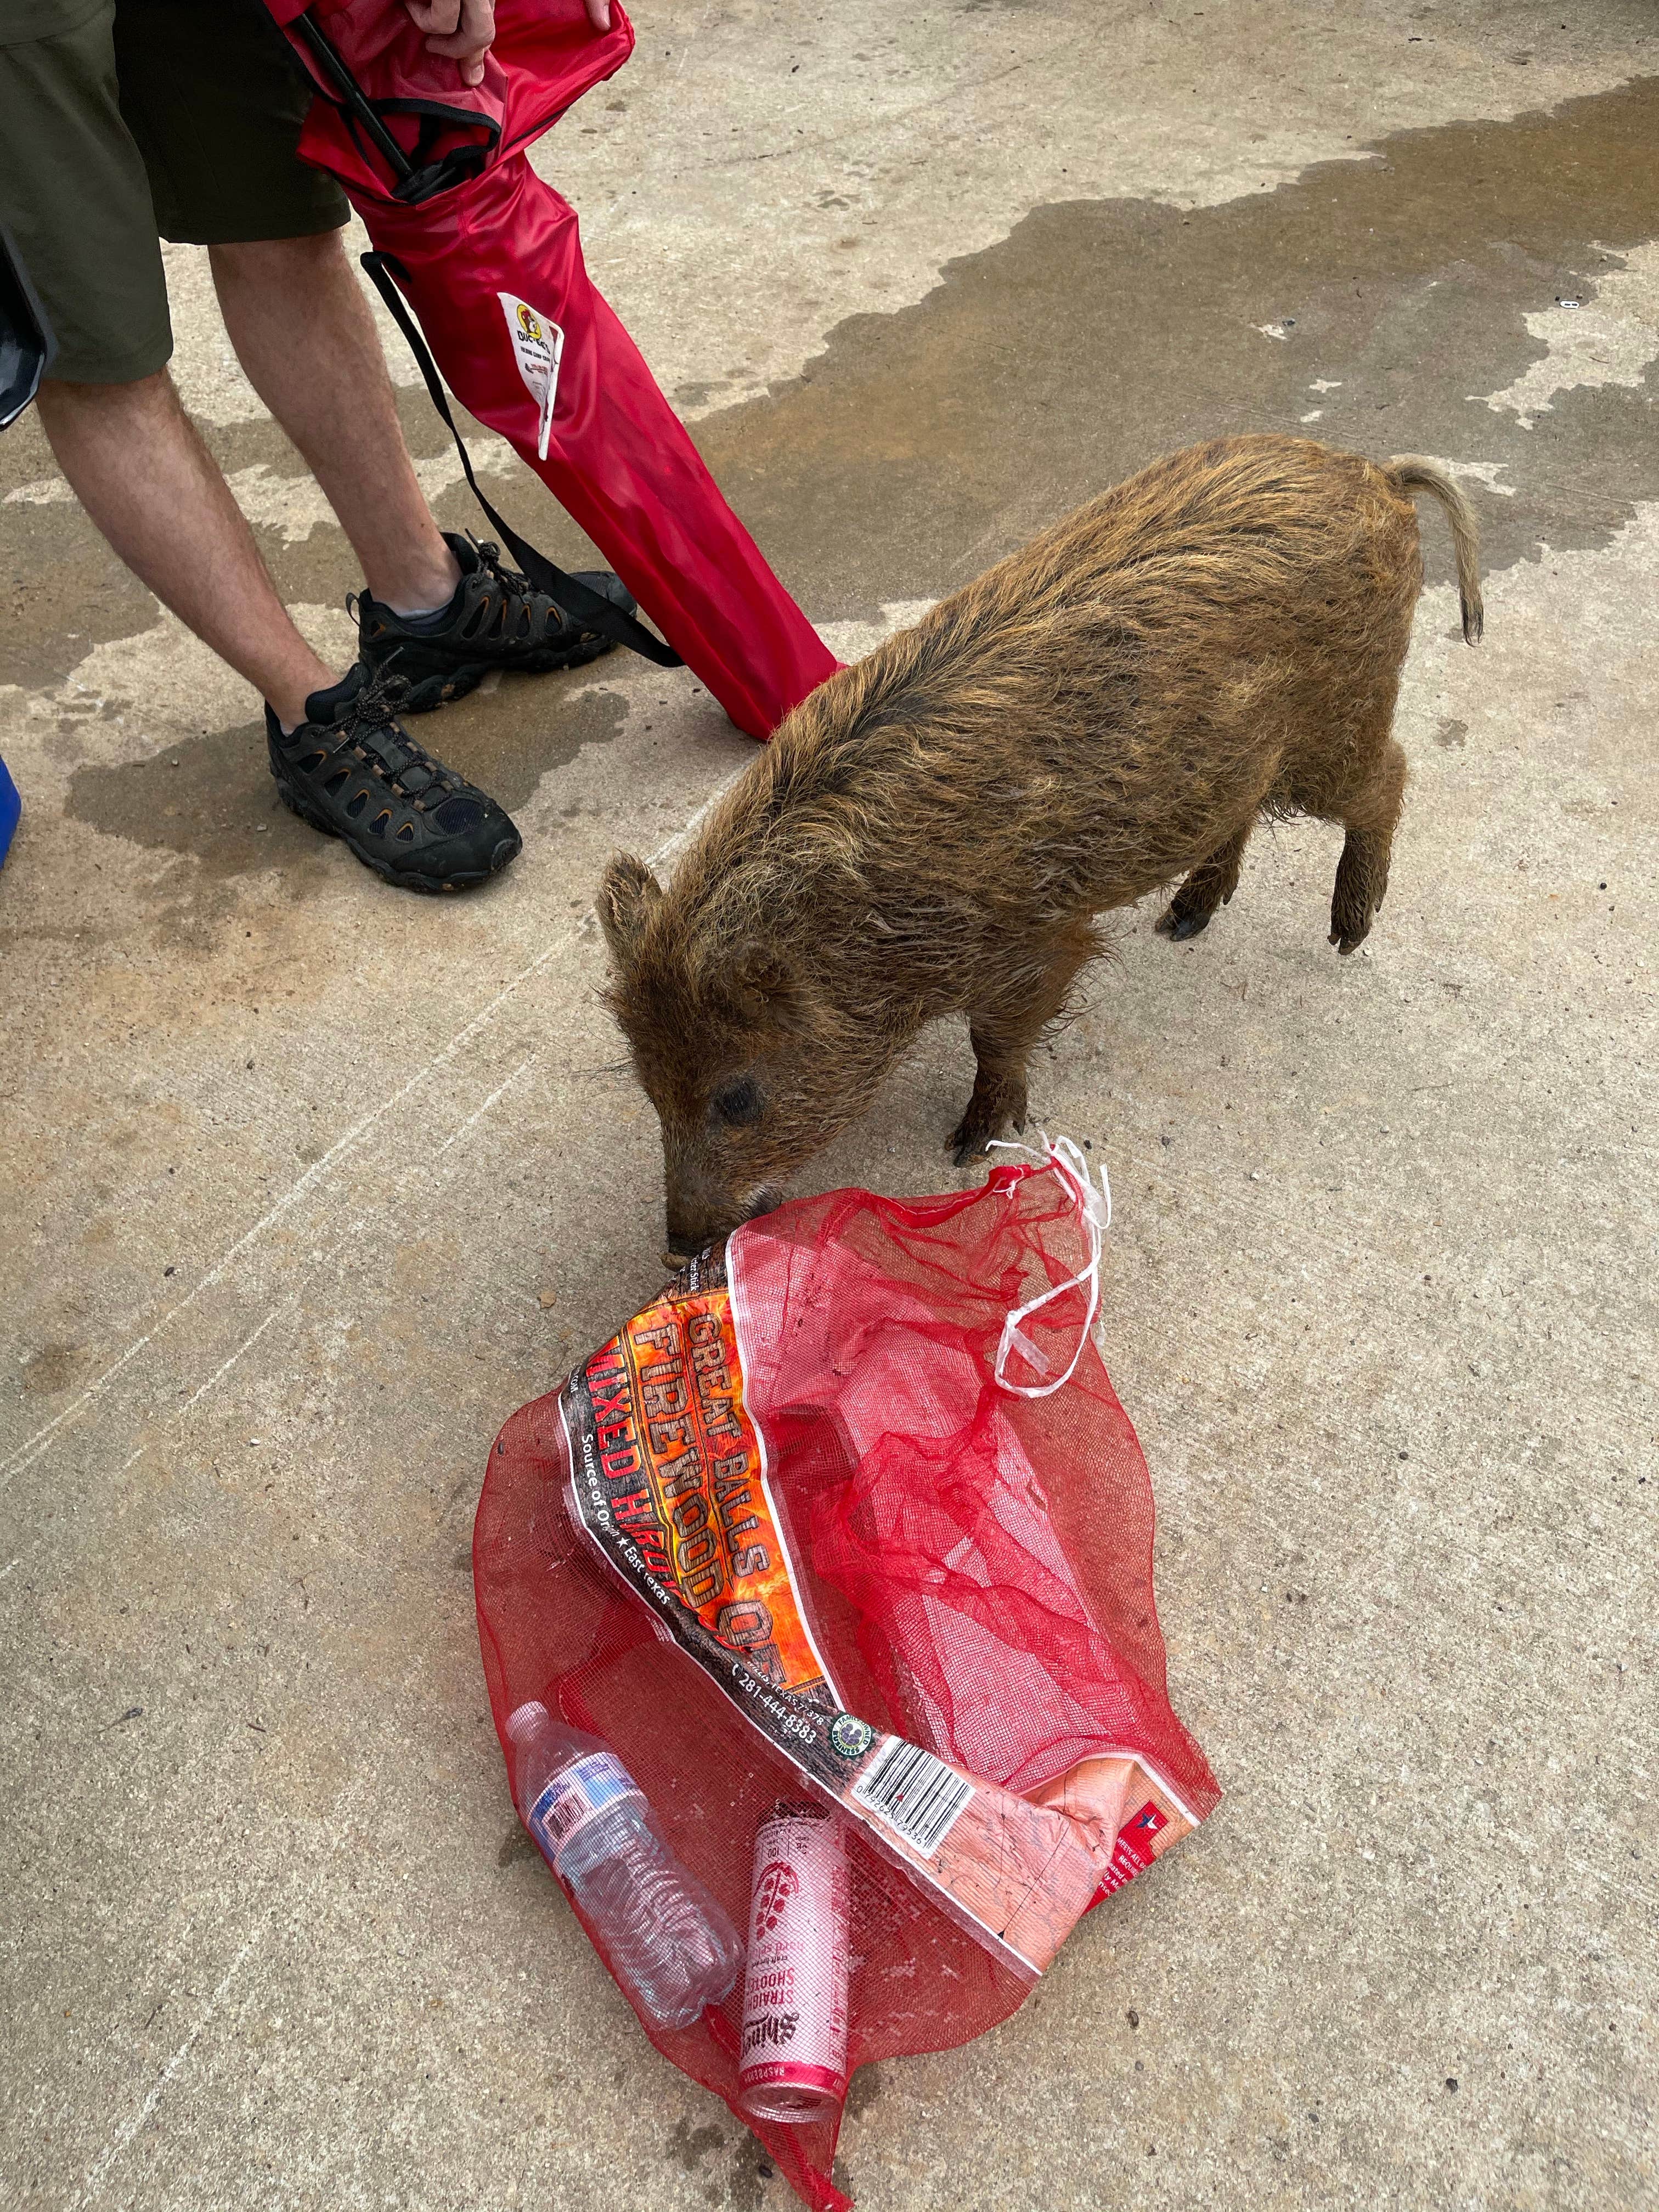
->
<box><xmin>266</xmin><ymin>0</ymin><xmax>837</xmax><ymax>738</ymax></box>
<box><xmin>475</xmin><ymin>1147</ymin><xmax>1218</xmax><ymax>2209</ymax></box>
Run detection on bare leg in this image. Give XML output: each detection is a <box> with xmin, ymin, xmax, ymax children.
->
<box><xmin>948</xmin><ymin>928</ymin><xmax>1094</xmax><ymax>1165</ymax></box>
<box><xmin>35</xmin><ymin>369</ymin><xmax>335</xmax><ymax>726</ymax></box>
<box><xmin>209</xmin><ymin>233</ymin><xmax>459</xmax><ymax>613</ymax></box>
<box><xmin>1329</xmin><ymin>738</ymin><xmax>1407</xmax><ymax>953</ymax></box>
<box><xmin>1156</xmin><ymin>818</ymin><xmax>1254</xmax><ymax>943</ymax></box>
<box><xmin>37</xmin><ymin>231</ymin><xmax>462</xmax><ymax>727</ymax></box>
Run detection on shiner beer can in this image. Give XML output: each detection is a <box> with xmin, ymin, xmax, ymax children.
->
<box><xmin>738</xmin><ymin>1804</ymin><xmax>850</xmax><ymax>2122</ymax></box>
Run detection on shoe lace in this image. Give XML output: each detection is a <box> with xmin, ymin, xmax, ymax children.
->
<box><xmin>325</xmin><ymin>669</ymin><xmax>461</xmax><ymax>802</ymax></box>
<box><xmin>467</xmin><ymin>537</ymin><xmax>522</xmax><ymax>591</ymax></box>
<box><xmin>465</xmin><ymin>535</ymin><xmax>578</xmax><ymax>644</ymax></box>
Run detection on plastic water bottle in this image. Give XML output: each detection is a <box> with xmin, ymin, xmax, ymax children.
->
<box><xmin>504</xmin><ymin>1701</ymin><xmax>742</xmax><ymax>2029</ymax></box>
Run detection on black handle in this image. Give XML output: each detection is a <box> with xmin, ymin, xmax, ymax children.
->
<box><xmin>292</xmin><ymin>14</ymin><xmax>416</xmax><ymax>183</ymax></box>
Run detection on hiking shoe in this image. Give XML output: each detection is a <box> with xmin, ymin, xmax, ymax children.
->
<box><xmin>353</xmin><ymin>531</ymin><xmax>637</xmax><ymax>713</ymax></box>
<box><xmin>266</xmin><ymin>664</ymin><xmax>521</xmax><ymax>893</ymax></box>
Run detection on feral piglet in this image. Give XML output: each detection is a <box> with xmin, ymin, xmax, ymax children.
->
<box><xmin>599</xmin><ymin>434</ymin><xmax>1482</xmax><ymax>1255</ymax></box>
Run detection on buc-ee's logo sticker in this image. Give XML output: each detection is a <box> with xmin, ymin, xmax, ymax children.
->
<box><xmin>498</xmin><ymin>292</ymin><xmax>565</xmax><ymax>460</ymax></box>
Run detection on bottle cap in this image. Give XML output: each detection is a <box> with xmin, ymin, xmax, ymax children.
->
<box><xmin>504</xmin><ymin>1700</ymin><xmax>548</xmax><ymax>1746</ymax></box>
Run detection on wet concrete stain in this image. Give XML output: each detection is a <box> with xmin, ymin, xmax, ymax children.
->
<box><xmin>701</xmin><ymin>75</ymin><xmax>1659</xmax><ymax>615</ymax></box>
<box><xmin>724</xmin><ymin>2143</ymin><xmax>770</xmax><ymax>2212</ymax></box>
<box><xmin>17</xmin><ymin>75</ymin><xmax>1659</xmax><ymax>885</ymax></box>
<box><xmin>20</xmin><ymin>1342</ymin><xmax>80</xmax><ymax>1396</ymax></box>
<box><xmin>63</xmin><ymin>675</ymin><xmax>627</xmax><ymax>877</ymax></box>
<box><xmin>666</xmin><ymin>2116</ymin><xmax>726</xmax><ymax>2173</ymax></box>
<box><xmin>1</xmin><ymin>472</ymin><xmax>161</xmax><ymax>698</ymax></box>
<box><xmin>209</xmin><ymin>387</ymin><xmax>612</xmax><ymax>616</ymax></box>
<box><xmin>0</xmin><ymin>384</ymin><xmax>596</xmax><ymax>697</ymax></box>
<box><xmin>843</xmin><ymin>2063</ymin><xmax>883</xmax><ymax>2118</ymax></box>
<box><xmin>496</xmin><ymin>1822</ymin><xmax>539</xmax><ymax>1868</ymax></box>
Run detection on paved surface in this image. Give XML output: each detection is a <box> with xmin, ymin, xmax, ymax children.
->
<box><xmin>3</xmin><ymin>5</ymin><xmax>1656</xmax><ymax>2208</ymax></box>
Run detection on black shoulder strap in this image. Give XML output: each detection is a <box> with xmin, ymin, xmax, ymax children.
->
<box><xmin>360</xmin><ymin>251</ymin><xmax>682</xmax><ymax>668</ymax></box>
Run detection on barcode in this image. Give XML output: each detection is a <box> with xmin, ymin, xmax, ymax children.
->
<box><xmin>850</xmin><ymin>1736</ymin><xmax>973</xmax><ymax>1858</ymax></box>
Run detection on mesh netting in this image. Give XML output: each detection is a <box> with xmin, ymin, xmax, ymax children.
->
<box><xmin>475</xmin><ymin>1150</ymin><xmax>1218</xmax><ymax>2210</ymax></box>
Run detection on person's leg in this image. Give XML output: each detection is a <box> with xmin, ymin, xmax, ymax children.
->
<box><xmin>33</xmin><ymin>370</ymin><xmax>336</xmax><ymax>727</ymax></box>
<box><xmin>0</xmin><ymin>2</ymin><xmax>341</xmax><ymax>728</ymax></box>
<box><xmin>111</xmin><ymin>0</ymin><xmax>629</xmax><ymax>717</ymax></box>
<box><xmin>208</xmin><ymin>232</ymin><xmax>461</xmax><ymax>617</ymax></box>
<box><xmin>6</xmin><ymin>0</ymin><xmax>520</xmax><ymax>891</ymax></box>
<box><xmin>37</xmin><ymin>362</ymin><xmax>522</xmax><ymax>887</ymax></box>
<box><xmin>208</xmin><ymin>231</ymin><xmax>634</xmax><ymax>713</ymax></box>
<box><xmin>99</xmin><ymin>0</ymin><xmax>455</xmax><ymax>617</ymax></box>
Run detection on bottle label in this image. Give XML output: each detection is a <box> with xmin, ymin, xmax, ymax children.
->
<box><xmin>527</xmin><ymin>1753</ymin><xmax>642</xmax><ymax>1869</ymax></box>
<box><xmin>739</xmin><ymin>1812</ymin><xmax>850</xmax><ymax>2119</ymax></box>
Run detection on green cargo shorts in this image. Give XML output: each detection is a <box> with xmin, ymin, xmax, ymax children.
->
<box><xmin>0</xmin><ymin>0</ymin><xmax>349</xmax><ymax>383</ymax></box>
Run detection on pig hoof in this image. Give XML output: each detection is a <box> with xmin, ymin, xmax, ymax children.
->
<box><xmin>947</xmin><ymin>1121</ymin><xmax>993</xmax><ymax>1167</ymax></box>
<box><xmin>1329</xmin><ymin>925</ymin><xmax>1370</xmax><ymax>955</ymax></box>
<box><xmin>1158</xmin><ymin>904</ymin><xmax>1211</xmax><ymax>942</ymax></box>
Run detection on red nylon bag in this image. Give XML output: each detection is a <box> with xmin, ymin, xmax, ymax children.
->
<box><xmin>265</xmin><ymin>0</ymin><xmax>837</xmax><ymax>738</ymax></box>
<box><xmin>475</xmin><ymin>1146</ymin><xmax>1220</xmax><ymax>2209</ymax></box>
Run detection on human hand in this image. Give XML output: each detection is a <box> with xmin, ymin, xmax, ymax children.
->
<box><xmin>404</xmin><ymin>0</ymin><xmax>496</xmax><ymax>88</ymax></box>
<box><xmin>404</xmin><ymin>0</ymin><xmax>613</xmax><ymax>86</ymax></box>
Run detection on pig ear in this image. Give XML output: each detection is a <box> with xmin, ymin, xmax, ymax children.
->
<box><xmin>729</xmin><ymin>944</ymin><xmax>803</xmax><ymax>1022</ymax></box>
<box><xmin>598</xmin><ymin>853</ymin><xmax>662</xmax><ymax>963</ymax></box>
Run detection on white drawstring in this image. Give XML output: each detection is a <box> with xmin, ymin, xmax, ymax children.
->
<box><xmin>986</xmin><ymin>1133</ymin><xmax>1111</xmax><ymax>1398</ymax></box>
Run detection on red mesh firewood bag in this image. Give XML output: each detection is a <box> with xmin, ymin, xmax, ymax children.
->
<box><xmin>474</xmin><ymin>1143</ymin><xmax>1219</xmax><ymax>2209</ymax></box>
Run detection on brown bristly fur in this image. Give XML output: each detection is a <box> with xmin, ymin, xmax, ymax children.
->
<box><xmin>599</xmin><ymin>434</ymin><xmax>1483</xmax><ymax>1252</ymax></box>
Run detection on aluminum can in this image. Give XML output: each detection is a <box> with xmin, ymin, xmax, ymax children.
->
<box><xmin>738</xmin><ymin>1804</ymin><xmax>850</xmax><ymax>2121</ymax></box>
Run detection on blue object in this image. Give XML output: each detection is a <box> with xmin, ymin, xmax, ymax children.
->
<box><xmin>0</xmin><ymin>756</ymin><xmax>19</xmax><ymax>870</ymax></box>
<box><xmin>1</xmin><ymin>225</ymin><xmax>56</xmax><ymax>431</ymax></box>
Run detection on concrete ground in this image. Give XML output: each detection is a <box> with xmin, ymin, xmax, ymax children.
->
<box><xmin>2</xmin><ymin>3</ymin><xmax>1656</xmax><ymax>2206</ymax></box>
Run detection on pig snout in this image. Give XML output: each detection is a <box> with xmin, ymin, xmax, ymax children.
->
<box><xmin>664</xmin><ymin>1167</ymin><xmax>782</xmax><ymax>1260</ymax></box>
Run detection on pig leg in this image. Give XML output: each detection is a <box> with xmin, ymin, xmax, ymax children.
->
<box><xmin>1156</xmin><ymin>820</ymin><xmax>1254</xmax><ymax>943</ymax></box>
<box><xmin>949</xmin><ymin>937</ymin><xmax>1091</xmax><ymax>1165</ymax></box>
<box><xmin>1328</xmin><ymin>738</ymin><xmax>1407</xmax><ymax>953</ymax></box>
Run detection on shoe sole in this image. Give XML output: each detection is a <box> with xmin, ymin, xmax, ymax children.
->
<box><xmin>273</xmin><ymin>778</ymin><xmax>521</xmax><ymax>893</ymax></box>
<box><xmin>380</xmin><ymin>632</ymin><xmax>619</xmax><ymax>716</ymax></box>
